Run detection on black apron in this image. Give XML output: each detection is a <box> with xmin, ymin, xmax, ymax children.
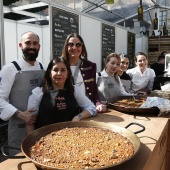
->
<box><xmin>35</xmin><ymin>89</ymin><xmax>79</xmax><ymax>129</ymax></box>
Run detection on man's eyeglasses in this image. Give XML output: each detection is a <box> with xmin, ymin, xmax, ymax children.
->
<box><xmin>67</xmin><ymin>42</ymin><xmax>83</xmax><ymax>48</ymax></box>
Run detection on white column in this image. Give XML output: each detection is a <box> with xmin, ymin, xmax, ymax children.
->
<box><xmin>0</xmin><ymin>0</ymin><xmax>5</xmax><ymax>68</ymax></box>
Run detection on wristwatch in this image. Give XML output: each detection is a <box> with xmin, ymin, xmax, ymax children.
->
<box><xmin>77</xmin><ymin>114</ymin><xmax>82</xmax><ymax>121</ymax></box>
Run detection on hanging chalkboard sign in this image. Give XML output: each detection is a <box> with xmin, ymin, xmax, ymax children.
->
<box><xmin>127</xmin><ymin>32</ymin><xmax>135</xmax><ymax>68</ymax></box>
<box><xmin>52</xmin><ymin>7</ymin><xmax>79</xmax><ymax>58</ymax></box>
<box><xmin>102</xmin><ymin>23</ymin><xmax>115</xmax><ymax>69</ymax></box>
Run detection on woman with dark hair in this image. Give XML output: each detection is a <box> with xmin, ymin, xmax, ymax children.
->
<box><xmin>62</xmin><ymin>33</ymin><xmax>107</xmax><ymax>113</ymax></box>
<box><xmin>118</xmin><ymin>53</ymin><xmax>132</xmax><ymax>92</ymax></box>
<box><xmin>26</xmin><ymin>57</ymin><xmax>96</xmax><ymax>134</ymax></box>
<box><xmin>96</xmin><ymin>53</ymin><xmax>131</xmax><ymax>103</ymax></box>
<box><xmin>126</xmin><ymin>52</ymin><xmax>155</xmax><ymax>94</ymax></box>
<box><xmin>118</xmin><ymin>53</ymin><xmax>131</xmax><ymax>79</ymax></box>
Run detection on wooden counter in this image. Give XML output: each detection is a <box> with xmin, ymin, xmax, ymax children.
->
<box><xmin>0</xmin><ymin>109</ymin><xmax>169</xmax><ymax>170</ymax></box>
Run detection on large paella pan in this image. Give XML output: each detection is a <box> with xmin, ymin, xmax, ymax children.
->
<box><xmin>19</xmin><ymin>121</ymin><xmax>145</xmax><ymax>170</ymax></box>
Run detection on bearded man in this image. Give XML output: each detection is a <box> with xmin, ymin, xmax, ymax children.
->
<box><xmin>0</xmin><ymin>31</ymin><xmax>45</xmax><ymax>155</ymax></box>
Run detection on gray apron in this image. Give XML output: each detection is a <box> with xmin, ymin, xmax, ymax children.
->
<box><xmin>97</xmin><ymin>75</ymin><xmax>125</xmax><ymax>103</ymax></box>
<box><xmin>8</xmin><ymin>62</ymin><xmax>45</xmax><ymax>155</ymax></box>
<box><xmin>120</xmin><ymin>79</ymin><xmax>132</xmax><ymax>92</ymax></box>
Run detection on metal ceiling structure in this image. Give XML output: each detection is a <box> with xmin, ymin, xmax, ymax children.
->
<box><xmin>1</xmin><ymin>0</ymin><xmax>170</xmax><ymax>68</ymax></box>
<box><xmin>2</xmin><ymin>0</ymin><xmax>170</xmax><ymax>28</ymax></box>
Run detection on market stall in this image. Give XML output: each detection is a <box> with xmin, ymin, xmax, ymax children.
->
<box><xmin>0</xmin><ymin>109</ymin><xmax>169</xmax><ymax>170</ymax></box>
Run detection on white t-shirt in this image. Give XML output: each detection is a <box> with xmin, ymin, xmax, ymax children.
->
<box><xmin>70</xmin><ymin>66</ymin><xmax>85</xmax><ymax>94</ymax></box>
<box><xmin>126</xmin><ymin>67</ymin><xmax>155</xmax><ymax>92</ymax></box>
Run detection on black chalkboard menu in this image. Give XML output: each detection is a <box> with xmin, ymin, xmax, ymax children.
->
<box><xmin>52</xmin><ymin>7</ymin><xmax>79</xmax><ymax>58</ymax></box>
<box><xmin>102</xmin><ymin>23</ymin><xmax>115</xmax><ymax>69</ymax></box>
<box><xmin>127</xmin><ymin>32</ymin><xmax>136</xmax><ymax>68</ymax></box>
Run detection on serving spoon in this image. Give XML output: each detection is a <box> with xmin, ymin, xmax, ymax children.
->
<box><xmin>132</xmin><ymin>95</ymin><xmax>137</xmax><ymax>101</ymax></box>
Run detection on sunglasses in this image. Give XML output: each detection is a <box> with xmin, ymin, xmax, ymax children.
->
<box><xmin>67</xmin><ymin>42</ymin><xmax>83</xmax><ymax>48</ymax></box>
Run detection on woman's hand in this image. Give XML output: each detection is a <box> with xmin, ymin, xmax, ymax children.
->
<box><xmin>72</xmin><ymin>115</ymin><xmax>81</xmax><ymax>121</ymax></box>
<box><xmin>96</xmin><ymin>104</ymin><xmax>107</xmax><ymax>113</ymax></box>
<box><xmin>72</xmin><ymin>111</ymin><xmax>92</xmax><ymax>121</ymax></box>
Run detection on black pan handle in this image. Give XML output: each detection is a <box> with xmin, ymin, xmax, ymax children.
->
<box><xmin>1</xmin><ymin>145</ymin><xmax>25</xmax><ymax>158</ymax></box>
<box><xmin>125</xmin><ymin>122</ymin><xmax>145</xmax><ymax>134</ymax></box>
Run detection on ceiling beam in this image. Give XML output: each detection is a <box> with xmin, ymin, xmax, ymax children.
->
<box><xmin>12</xmin><ymin>2</ymin><xmax>47</xmax><ymax>11</ymax></box>
<box><xmin>4</xmin><ymin>2</ymin><xmax>48</xmax><ymax>14</ymax></box>
<box><xmin>84</xmin><ymin>0</ymin><xmax>124</xmax><ymax>19</ymax></box>
<box><xmin>82</xmin><ymin>0</ymin><xmax>105</xmax><ymax>13</ymax></box>
<box><xmin>114</xmin><ymin>6</ymin><xmax>155</xmax><ymax>25</ymax></box>
<box><xmin>3</xmin><ymin>0</ymin><xmax>170</xmax><ymax>26</ymax></box>
<box><xmin>4</xmin><ymin>6</ymin><xmax>47</xmax><ymax>19</ymax></box>
<box><xmin>151</xmin><ymin>0</ymin><xmax>157</xmax><ymax>6</ymax></box>
<box><xmin>3</xmin><ymin>1</ymin><xmax>49</xmax><ymax>21</ymax></box>
<box><xmin>17</xmin><ymin>16</ymin><xmax>49</xmax><ymax>23</ymax></box>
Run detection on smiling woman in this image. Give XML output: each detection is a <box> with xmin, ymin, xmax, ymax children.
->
<box><xmin>96</xmin><ymin>53</ymin><xmax>131</xmax><ymax>103</ymax></box>
<box><xmin>26</xmin><ymin>56</ymin><xmax>96</xmax><ymax>135</ymax></box>
<box><xmin>62</xmin><ymin>33</ymin><xmax>107</xmax><ymax>113</ymax></box>
<box><xmin>118</xmin><ymin>53</ymin><xmax>132</xmax><ymax>92</ymax></box>
<box><xmin>126</xmin><ymin>52</ymin><xmax>156</xmax><ymax>94</ymax></box>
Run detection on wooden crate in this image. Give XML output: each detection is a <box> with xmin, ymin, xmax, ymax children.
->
<box><xmin>148</xmin><ymin>36</ymin><xmax>170</xmax><ymax>65</ymax></box>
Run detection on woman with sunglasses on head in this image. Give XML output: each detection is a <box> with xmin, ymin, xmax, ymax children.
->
<box><xmin>26</xmin><ymin>57</ymin><xmax>96</xmax><ymax>134</ymax></box>
<box><xmin>96</xmin><ymin>53</ymin><xmax>131</xmax><ymax>103</ymax></box>
<box><xmin>118</xmin><ymin>53</ymin><xmax>132</xmax><ymax>92</ymax></box>
<box><xmin>62</xmin><ymin>33</ymin><xmax>107</xmax><ymax>113</ymax></box>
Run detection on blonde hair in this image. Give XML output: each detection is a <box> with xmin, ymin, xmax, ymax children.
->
<box><xmin>105</xmin><ymin>53</ymin><xmax>121</xmax><ymax>84</ymax></box>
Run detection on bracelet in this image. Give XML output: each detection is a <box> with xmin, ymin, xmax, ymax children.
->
<box><xmin>77</xmin><ymin>114</ymin><xmax>82</xmax><ymax>120</ymax></box>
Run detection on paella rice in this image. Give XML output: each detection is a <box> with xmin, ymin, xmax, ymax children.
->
<box><xmin>30</xmin><ymin>127</ymin><xmax>135</xmax><ymax>169</ymax></box>
<box><xmin>114</xmin><ymin>98</ymin><xmax>146</xmax><ymax>108</ymax></box>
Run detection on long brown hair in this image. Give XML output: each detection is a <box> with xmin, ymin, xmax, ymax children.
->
<box><xmin>62</xmin><ymin>33</ymin><xmax>88</xmax><ymax>62</ymax></box>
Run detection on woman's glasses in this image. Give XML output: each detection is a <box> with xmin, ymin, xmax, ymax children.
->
<box><xmin>67</xmin><ymin>42</ymin><xmax>83</xmax><ymax>48</ymax></box>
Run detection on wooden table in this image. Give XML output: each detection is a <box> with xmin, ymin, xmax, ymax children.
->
<box><xmin>0</xmin><ymin>109</ymin><xmax>169</xmax><ymax>170</ymax></box>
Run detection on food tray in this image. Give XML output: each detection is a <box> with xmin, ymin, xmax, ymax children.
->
<box><xmin>109</xmin><ymin>96</ymin><xmax>159</xmax><ymax>115</ymax></box>
<box><xmin>150</xmin><ymin>90</ymin><xmax>170</xmax><ymax>100</ymax></box>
